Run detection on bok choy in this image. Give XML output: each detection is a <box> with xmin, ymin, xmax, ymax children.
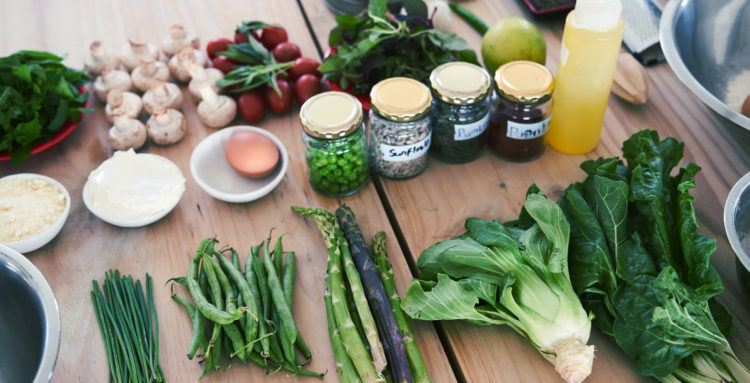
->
<box><xmin>559</xmin><ymin>129</ymin><xmax>750</xmax><ymax>382</ymax></box>
<box><xmin>401</xmin><ymin>190</ymin><xmax>594</xmax><ymax>383</ymax></box>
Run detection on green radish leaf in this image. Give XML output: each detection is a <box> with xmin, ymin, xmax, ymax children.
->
<box><xmin>403</xmin><ymin>0</ymin><xmax>428</xmax><ymax>18</ymax></box>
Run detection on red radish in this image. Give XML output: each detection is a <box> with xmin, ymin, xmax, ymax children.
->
<box><xmin>272</xmin><ymin>42</ymin><xmax>302</xmax><ymax>63</ymax></box>
<box><xmin>234</xmin><ymin>31</ymin><xmax>249</xmax><ymax>44</ymax></box>
<box><xmin>288</xmin><ymin>57</ymin><xmax>321</xmax><ymax>81</ymax></box>
<box><xmin>206</xmin><ymin>38</ymin><xmax>233</xmax><ymax>60</ymax></box>
<box><xmin>261</xmin><ymin>24</ymin><xmax>288</xmax><ymax>50</ymax></box>
<box><xmin>213</xmin><ymin>56</ymin><xmax>239</xmax><ymax>74</ymax></box>
<box><xmin>238</xmin><ymin>89</ymin><xmax>266</xmax><ymax>123</ymax></box>
<box><xmin>265</xmin><ymin>80</ymin><xmax>293</xmax><ymax>114</ymax></box>
<box><xmin>294</xmin><ymin>74</ymin><xmax>323</xmax><ymax>105</ymax></box>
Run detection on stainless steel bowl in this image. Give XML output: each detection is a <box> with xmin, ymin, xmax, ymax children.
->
<box><xmin>0</xmin><ymin>244</ymin><xmax>61</xmax><ymax>382</ymax></box>
<box><xmin>724</xmin><ymin>172</ymin><xmax>750</xmax><ymax>296</ymax></box>
<box><xmin>660</xmin><ymin>0</ymin><xmax>750</xmax><ymax>129</ymax></box>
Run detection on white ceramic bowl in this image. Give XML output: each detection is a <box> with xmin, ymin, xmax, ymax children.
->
<box><xmin>82</xmin><ymin>153</ymin><xmax>185</xmax><ymax>227</ymax></box>
<box><xmin>0</xmin><ymin>174</ymin><xmax>71</xmax><ymax>253</ymax></box>
<box><xmin>190</xmin><ymin>126</ymin><xmax>289</xmax><ymax>203</ymax></box>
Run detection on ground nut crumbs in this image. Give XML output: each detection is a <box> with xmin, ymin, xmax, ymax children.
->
<box><xmin>0</xmin><ymin>177</ymin><xmax>66</xmax><ymax>242</ymax></box>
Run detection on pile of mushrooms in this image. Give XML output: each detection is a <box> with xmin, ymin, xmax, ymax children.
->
<box><xmin>87</xmin><ymin>23</ymin><xmax>236</xmax><ymax>151</ymax></box>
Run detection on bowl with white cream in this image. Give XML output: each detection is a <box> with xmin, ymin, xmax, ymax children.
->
<box><xmin>83</xmin><ymin>149</ymin><xmax>186</xmax><ymax>227</ymax></box>
<box><xmin>0</xmin><ymin>174</ymin><xmax>71</xmax><ymax>253</ymax></box>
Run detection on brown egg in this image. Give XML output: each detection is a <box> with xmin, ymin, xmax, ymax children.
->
<box><xmin>225</xmin><ymin>131</ymin><xmax>279</xmax><ymax>178</ymax></box>
<box><xmin>742</xmin><ymin>94</ymin><xmax>750</xmax><ymax>118</ymax></box>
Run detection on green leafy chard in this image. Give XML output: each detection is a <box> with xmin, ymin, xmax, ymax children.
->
<box><xmin>402</xmin><ymin>191</ymin><xmax>595</xmax><ymax>383</ymax></box>
<box><xmin>560</xmin><ymin>129</ymin><xmax>750</xmax><ymax>382</ymax></box>
<box><xmin>318</xmin><ymin>0</ymin><xmax>477</xmax><ymax>95</ymax></box>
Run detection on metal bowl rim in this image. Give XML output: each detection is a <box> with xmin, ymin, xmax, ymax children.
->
<box><xmin>724</xmin><ymin>172</ymin><xmax>750</xmax><ymax>274</ymax></box>
<box><xmin>0</xmin><ymin>243</ymin><xmax>61</xmax><ymax>382</ymax></box>
<box><xmin>659</xmin><ymin>0</ymin><xmax>750</xmax><ymax>129</ymax></box>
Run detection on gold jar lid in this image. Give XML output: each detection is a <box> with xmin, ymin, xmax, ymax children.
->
<box><xmin>494</xmin><ymin>61</ymin><xmax>555</xmax><ymax>104</ymax></box>
<box><xmin>300</xmin><ymin>91</ymin><xmax>363</xmax><ymax>139</ymax></box>
<box><xmin>429</xmin><ymin>62</ymin><xmax>491</xmax><ymax>105</ymax></box>
<box><xmin>370</xmin><ymin>77</ymin><xmax>432</xmax><ymax>122</ymax></box>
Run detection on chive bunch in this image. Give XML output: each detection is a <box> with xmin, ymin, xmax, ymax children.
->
<box><xmin>90</xmin><ymin>271</ymin><xmax>164</xmax><ymax>383</ymax></box>
<box><xmin>170</xmin><ymin>236</ymin><xmax>321</xmax><ymax>378</ymax></box>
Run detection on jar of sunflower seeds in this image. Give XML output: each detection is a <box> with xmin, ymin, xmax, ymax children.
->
<box><xmin>368</xmin><ymin>77</ymin><xmax>433</xmax><ymax>179</ymax></box>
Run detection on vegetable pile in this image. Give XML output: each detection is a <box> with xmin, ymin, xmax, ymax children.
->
<box><xmin>401</xmin><ymin>190</ymin><xmax>594</xmax><ymax>383</ymax></box>
<box><xmin>211</xmin><ymin>21</ymin><xmax>323</xmax><ymax>122</ymax></box>
<box><xmin>559</xmin><ymin>130</ymin><xmax>750</xmax><ymax>382</ymax></box>
<box><xmin>294</xmin><ymin>205</ymin><xmax>430</xmax><ymax>383</ymax></box>
<box><xmin>91</xmin><ymin>270</ymin><xmax>164</xmax><ymax>383</ymax></box>
<box><xmin>170</xmin><ymin>236</ymin><xmax>320</xmax><ymax>378</ymax></box>
<box><xmin>1</xmin><ymin>50</ymin><xmax>90</xmax><ymax>165</ymax></box>
<box><xmin>318</xmin><ymin>0</ymin><xmax>477</xmax><ymax>95</ymax></box>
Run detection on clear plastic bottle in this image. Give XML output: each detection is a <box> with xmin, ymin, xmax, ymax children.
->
<box><xmin>546</xmin><ymin>0</ymin><xmax>624</xmax><ymax>155</ymax></box>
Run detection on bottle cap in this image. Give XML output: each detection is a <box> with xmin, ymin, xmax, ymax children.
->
<box><xmin>494</xmin><ymin>61</ymin><xmax>555</xmax><ymax>105</ymax></box>
<box><xmin>430</xmin><ymin>62</ymin><xmax>491</xmax><ymax>105</ymax></box>
<box><xmin>300</xmin><ymin>91</ymin><xmax>363</xmax><ymax>139</ymax></box>
<box><xmin>370</xmin><ymin>77</ymin><xmax>432</xmax><ymax>122</ymax></box>
<box><xmin>572</xmin><ymin>0</ymin><xmax>623</xmax><ymax>32</ymax></box>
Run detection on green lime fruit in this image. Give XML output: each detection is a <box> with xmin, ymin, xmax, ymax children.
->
<box><xmin>481</xmin><ymin>17</ymin><xmax>546</xmax><ymax>76</ymax></box>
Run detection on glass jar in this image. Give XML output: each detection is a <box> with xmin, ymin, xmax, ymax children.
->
<box><xmin>369</xmin><ymin>77</ymin><xmax>433</xmax><ymax>179</ymax></box>
<box><xmin>488</xmin><ymin>61</ymin><xmax>554</xmax><ymax>161</ymax></box>
<box><xmin>300</xmin><ymin>91</ymin><xmax>368</xmax><ymax>197</ymax></box>
<box><xmin>429</xmin><ymin>62</ymin><xmax>491</xmax><ymax>164</ymax></box>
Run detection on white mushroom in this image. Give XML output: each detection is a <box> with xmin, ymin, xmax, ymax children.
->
<box><xmin>197</xmin><ymin>87</ymin><xmax>236</xmax><ymax>128</ymax></box>
<box><xmin>105</xmin><ymin>89</ymin><xmax>143</xmax><ymax>124</ymax></box>
<box><xmin>108</xmin><ymin>116</ymin><xmax>147</xmax><ymax>150</ymax></box>
<box><xmin>142</xmin><ymin>82</ymin><xmax>183</xmax><ymax>114</ymax></box>
<box><xmin>131</xmin><ymin>58</ymin><xmax>170</xmax><ymax>92</ymax></box>
<box><xmin>84</xmin><ymin>41</ymin><xmax>119</xmax><ymax>76</ymax></box>
<box><xmin>161</xmin><ymin>24</ymin><xmax>200</xmax><ymax>58</ymax></box>
<box><xmin>147</xmin><ymin>108</ymin><xmax>187</xmax><ymax>145</ymax></box>
<box><xmin>168</xmin><ymin>46</ymin><xmax>207</xmax><ymax>82</ymax></box>
<box><xmin>93</xmin><ymin>69</ymin><xmax>133</xmax><ymax>102</ymax></box>
<box><xmin>187</xmin><ymin>63</ymin><xmax>223</xmax><ymax>101</ymax></box>
<box><xmin>118</xmin><ymin>39</ymin><xmax>159</xmax><ymax>72</ymax></box>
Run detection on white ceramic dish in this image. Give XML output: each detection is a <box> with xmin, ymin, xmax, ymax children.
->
<box><xmin>0</xmin><ymin>173</ymin><xmax>71</xmax><ymax>253</ymax></box>
<box><xmin>190</xmin><ymin>126</ymin><xmax>289</xmax><ymax>203</ymax></box>
<box><xmin>82</xmin><ymin>153</ymin><xmax>185</xmax><ymax>228</ymax></box>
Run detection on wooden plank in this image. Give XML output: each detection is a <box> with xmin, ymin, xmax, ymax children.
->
<box><xmin>299</xmin><ymin>0</ymin><xmax>750</xmax><ymax>381</ymax></box>
<box><xmin>0</xmin><ymin>1</ymin><xmax>455</xmax><ymax>382</ymax></box>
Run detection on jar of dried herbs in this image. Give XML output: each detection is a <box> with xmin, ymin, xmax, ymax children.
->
<box><xmin>300</xmin><ymin>91</ymin><xmax>368</xmax><ymax>197</ymax></box>
<box><xmin>429</xmin><ymin>62</ymin><xmax>491</xmax><ymax>164</ymax></box>
<box><xmin>369</xmin><ymin>77</ymin><xmax>433</xmax><ymax>179</ymax></box>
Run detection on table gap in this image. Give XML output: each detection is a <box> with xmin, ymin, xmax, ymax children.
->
<box><xmin>296</xmin><ymin>0</ymin><xmax>325</xmax><ymax>60</ymax></box>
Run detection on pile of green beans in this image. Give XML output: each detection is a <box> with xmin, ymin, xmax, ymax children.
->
<box><xmin>91</xmin><ymin>271</ymin><xmax>164</xmax><ymax>383</ymax></box>
<box><xmin>170</xmin><ymin>236</ymin><xmax>321</xmax><ymax>378</ymax></box>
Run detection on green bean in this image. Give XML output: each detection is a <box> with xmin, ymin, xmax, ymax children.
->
<box><xmin>231</xmin><ymin>249</ymin><xmax>241</xmax><ymax>272</ymax></box>
<box><xmin>282</xmin><ymin>252</ymin><xmax>312</xmax><ymax>361</ymax></box>
<box><xmin>245</xmin><ymin>245</ymin><xmax>270</xmax><ymax>358</ymax></box>
<box><xmin>171</xmin><ymin>294</ymin><xmax>205</xmax><ymax>360</ymax></box>
<box><xmin>202</xmin><ymin>253</ymin><xmax>237</xmax><ymax>313</ymax></box>
<box><xmin>273</xmin><ymin>234</ymin><xmax>286</xmax><ymax>278</ymax></box>
<box><xmin>187</xmin><ymin>239</ymin><xmax>242</xmax><ymax>325</ymax></box>
<box><xmin>262</xmin><ymin>242</ymin><xmax>298</xmax><ymax>365</ymax></box>
<box><xmin>448</xmin><ymin>3</ymin><xmax>488</xmax><ymax>35</ymax></box>
<box><xmin>214</xmin><ymin>249</ymin><xmax>259</xmax><ymax>350</ymax></box>
<box><xmin>223</xmin><ymin>322</ymin><xmax>247</xmax><ymax>362</ymax></box>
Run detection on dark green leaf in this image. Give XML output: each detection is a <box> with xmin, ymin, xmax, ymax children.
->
<box><xmin>403</xmin><ymin>0</ymin><xmax>428</xmax><ymax>18</ymax></box>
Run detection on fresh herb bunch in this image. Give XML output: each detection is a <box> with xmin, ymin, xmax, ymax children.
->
<box><xmin>0</xmin><ymin>50</ymin><xmax>90</xmax><ymax>164</ymax></box>
<box><xmin>318</xmin><ymin>0</ymin><xmax>478</xmax><ymax>94</ymax></box>
<box><xmin>216</xmin><ymin>21</ymin><xmax>289</xmax><ymax>96</ymax></box>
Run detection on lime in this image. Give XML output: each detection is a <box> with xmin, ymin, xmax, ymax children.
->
<box><xmin>481</xmin><ymin>18</ymin><xmax>546</xmax><ymax>76</ymax></box>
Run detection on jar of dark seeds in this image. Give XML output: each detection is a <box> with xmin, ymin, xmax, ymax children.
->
<box><xmin>369</xmin><ymin>77</ymin><xmax>433</xmax><ymax>179</ymax></box>
<box><xmin>429</xmin><ymin>62</ymin><xmax>491</xmax><ymax>164</ymax></box>
<box><xmin>300</xmin><ymin>91</ymin><xmax>368</xmax><ymax>197</ymax></box>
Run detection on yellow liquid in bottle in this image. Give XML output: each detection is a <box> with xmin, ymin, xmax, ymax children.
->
<box><xmin>547</xmin><ymin>12</ymin><xmax>624</xmax><ymax>155</ymax></box>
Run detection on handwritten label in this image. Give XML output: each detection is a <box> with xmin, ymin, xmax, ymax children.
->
<box><xmin>453</xmin><ymin>114</ymin><xmax>489</xmax><ymax>141</ymax></box>
<box><xmin>507</xmin><ymin>117</ymin><xmax>550</xmax><ymax>140</ymax></box>
<box><xmin>380</xmin><ymin>134</ymin><xmax>432</xmax><ymax>162</ymax></box>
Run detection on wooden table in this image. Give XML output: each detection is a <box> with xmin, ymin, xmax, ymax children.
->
<box><xmin>1</xmin><ymin>0</ymin><xmax>748</xmax><ymax>382</ymax></box>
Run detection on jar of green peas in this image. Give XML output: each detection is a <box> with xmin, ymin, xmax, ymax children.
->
<box><xmin>300</xmin><ymin>91</ymin><xmax>368</xmax><ymax>197</ymax></box>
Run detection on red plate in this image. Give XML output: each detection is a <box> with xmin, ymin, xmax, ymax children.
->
<box><xmin>0</xmin><ymin>86</ymin><xmax>90</xmax><ymax>161</ymax></box>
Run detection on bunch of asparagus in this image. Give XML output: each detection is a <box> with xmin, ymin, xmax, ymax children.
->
<box><xmin>170</xmin><ymin>235</ymin><xmax>321</xmax><ymax>378</ymax></box>
<box><xmin>293</xmin><ymin>205</ymin><xmax>430</xmax><ymax>383</ymax></box>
